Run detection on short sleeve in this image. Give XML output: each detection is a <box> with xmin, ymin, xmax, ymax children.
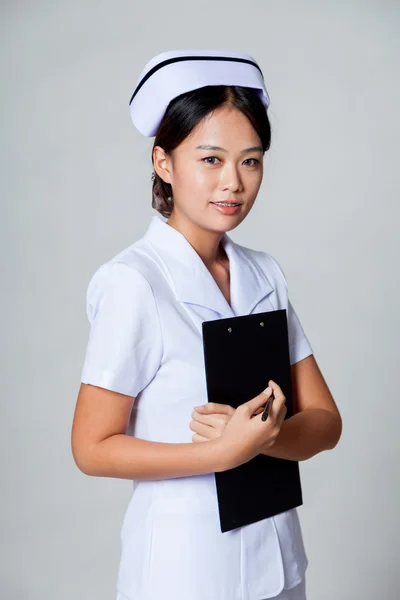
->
<box><xmin>80</xmin><ymin>261</ymin><xmax>163</xmax><ymax>397</ymax></box>
<box><xmin>286</xmin><ymin>298</ymin><xmax>313</xmax><ymax>365</ymax></box>
<box><xmin>266</xmin><ymin>253</ymin><xmax>314</xmax><ymax>366</ymax></box>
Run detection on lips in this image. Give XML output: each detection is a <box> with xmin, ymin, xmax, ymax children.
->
<box><xmin>211</xmin><ymin>203</ymin><xmax>241</xmax><ymax>215</ymax></box>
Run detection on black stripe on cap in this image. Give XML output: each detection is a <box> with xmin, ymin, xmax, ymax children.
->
<box><xmin>129</xmin><ymin>55</ymin><xmax>264</xmax><ymax>105</ymax></box>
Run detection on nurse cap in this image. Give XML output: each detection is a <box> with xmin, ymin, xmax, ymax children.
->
<box><xmin>128</xmin><ymin>49</ymin><xmax>270</xmax><ymax>137</ymax></box>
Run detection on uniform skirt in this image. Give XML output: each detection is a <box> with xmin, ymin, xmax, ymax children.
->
<box><xmin>116</xmin><ymin>575</ymin><xmax>306</xmax><ymax>600</ymax></box>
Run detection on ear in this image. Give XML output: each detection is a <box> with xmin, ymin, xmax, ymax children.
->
<box><xmin>153</xmin><ymin>145</ymin><xmax>173</xmax><ymax>186</ymax></box>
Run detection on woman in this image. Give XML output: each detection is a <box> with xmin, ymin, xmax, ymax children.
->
<box><xmin>71</xmin><ymin>49</ymin><xmax>342</xmax><ymax>600</ymax></box>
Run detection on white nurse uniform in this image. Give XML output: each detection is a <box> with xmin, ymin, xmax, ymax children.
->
<box><xmin>80</xmin><ymin>213</ymin><xmax>313</xmax><ymax>600</ymax></box>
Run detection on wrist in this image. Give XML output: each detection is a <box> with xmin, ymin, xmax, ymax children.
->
<box><xmin>212</xmin><ymin>438</ymin><xmax>235</xmax><ymax>473</ymax></box>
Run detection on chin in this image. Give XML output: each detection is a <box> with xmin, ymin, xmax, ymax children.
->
<box><xmin>206</xmin><ymin>216</ymin><xmax>244</xmax><ymax>235</ymax></box>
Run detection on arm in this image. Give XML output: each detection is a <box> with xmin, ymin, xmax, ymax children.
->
<box><xmin>71</xmin><ymin>383</ymin><xmax>226</xmax><ymax>480</ymax></box>
<box><xmin>259</xmin><ymin>354</ymin><xmax>342</xmax><ymax>461</ymax></box>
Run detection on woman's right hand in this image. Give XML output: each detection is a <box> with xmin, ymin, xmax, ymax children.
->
<box><xmin>215</xmin><ymin>383</ymin><xmax>287</xmax><ymax>471</ymax></box>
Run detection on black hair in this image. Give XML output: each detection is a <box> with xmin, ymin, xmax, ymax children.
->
<box><xmin>151</xmin><ymin>85</ymin><xmax>272</xmax><ymax>217</ymax></box>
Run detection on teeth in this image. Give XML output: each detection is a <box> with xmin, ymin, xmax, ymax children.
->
<box><xmin>214</xmin><ymin>202</ymin><xmax>239</xmax><ymax>207</ymax></box>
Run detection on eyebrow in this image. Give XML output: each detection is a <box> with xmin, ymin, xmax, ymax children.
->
<box><xmin>195</xmin><ymin>144</ymin><xmax>263</xmax><ymax>154</ymax></box>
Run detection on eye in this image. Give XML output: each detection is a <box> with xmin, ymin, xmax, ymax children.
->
<box><xmin>202</xmin><ymin>157</ymin><xmax>260</xmax><ymax>166</ymax></box>
<box><xmin>202</xmin><ymin>156</ymin><xmax>220</xmax><ymax>165</ymax></box>
<box><xmin>243</xmin><ymin>158</ymin><xmax>259</xmax><ymax>167</ymax></box>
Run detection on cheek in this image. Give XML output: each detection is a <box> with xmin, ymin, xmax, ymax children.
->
<box><xmin>246</xmin><ymin>171</ymin><xmax>263</xmax><ymax>194</ymax></box>
<box><xmin>176</xmin><ymin>165</ymin><xmax>216</xmax><ymax>193</ymax></box>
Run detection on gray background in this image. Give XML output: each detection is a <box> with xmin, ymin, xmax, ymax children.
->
<box><xmin>2</xmin><ymin>1</ymin><xmax>399</xmax><ymax>598</ymax></box>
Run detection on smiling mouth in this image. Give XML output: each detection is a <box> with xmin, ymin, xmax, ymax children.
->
<box><xmin>211</xmin><ymin>202</ymin><xmax>242</xmax><ymax>207</ymax></box>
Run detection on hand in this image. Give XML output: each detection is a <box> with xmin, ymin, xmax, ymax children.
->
<box><xmin>190</xmin><ymin>403</ymin><xmax>236</xmax><ymax>442</ymax></box>
<box><xmin>213</xmin><ymin>380</ymin><xmax>287</xmax><ymax>471</ymax></box>
<box><xmin>190</xmin><ymin>402</ymin><xmax>268</xmax><ymax>442</ymax></box>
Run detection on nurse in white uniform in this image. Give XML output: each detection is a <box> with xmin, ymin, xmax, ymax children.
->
<box><xmin>71</xmin><ymin>49</ymin><xmax>342</xmax><ymax>600</ymax></box>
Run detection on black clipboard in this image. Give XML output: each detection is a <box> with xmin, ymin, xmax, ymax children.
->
<box><xmin>202</xmin><ymin>309</ymin><xmax>303</xmax><ymax>533</ymax></box>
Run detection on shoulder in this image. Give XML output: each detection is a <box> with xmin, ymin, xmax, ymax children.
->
<box><xmin>81</xmin><ymin>247</ymin><xmax>164</xmax><ymax>397</ymax></box>
<box><xmin>86</xmin><ymin>237</ymin><xmax>155</xmax><ymax>297</ymax></box>
<box><xmin>85</xmin><ymin>256</ymin><xmax>157</xmax><ymax>324</ymax></box>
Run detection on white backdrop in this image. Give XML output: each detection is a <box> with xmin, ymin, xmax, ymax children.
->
<box><xmin>2</xmin><ymin>1</ymin><xmax>399</xmax><ymax>598</ymax></box>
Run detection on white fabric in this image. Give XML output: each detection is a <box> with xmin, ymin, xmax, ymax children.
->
<box><xmin>80</xmin><ymin>214</ymin><xmax>313</xmax><ymax>600</ymax></box>
<box><xmin>116</xmin><ymin>576</ymin><xmax>306</xmax><ymax>600</ymax></box>
<box><xmin>81</xmin><ymin>262</ymin><xmax>163</xmax><ymax>397</ymax></box>
<box><xmin>129</xmin><ymin>48</ymin><xmax>270</xmax><ymax>137</ymax></box>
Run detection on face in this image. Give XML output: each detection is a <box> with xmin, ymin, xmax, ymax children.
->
<box><xmin>153</xmin><ymin>104</ymin><xmax>264</xmax><ymax>234</ymax></box>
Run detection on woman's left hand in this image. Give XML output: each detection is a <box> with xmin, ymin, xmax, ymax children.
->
<box><xmin>190</xmin><ymin>402</ymin><xmax>266</xmax><ymax>442</ymax></box>
<box><xmin>190</xmin><ymin>403</ymin><xmax>236</xmax><ymax>442</ymax></box>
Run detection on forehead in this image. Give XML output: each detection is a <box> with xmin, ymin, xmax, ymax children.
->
<box><xmin>182</xmin><ymin>105</ymin><xmax>261</xmax><ymax>148</ymax></box>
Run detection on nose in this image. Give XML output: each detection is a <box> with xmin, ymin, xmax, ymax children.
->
<box><xmin>220</xmin><ymin>163</ymin><xmax>243</xmax><ymax>193</ymax></box>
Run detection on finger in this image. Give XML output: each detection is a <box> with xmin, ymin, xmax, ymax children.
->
<box><xmin>277</xmin><ymin>402</ymin><xmax>288</xmax><ymax>427</ymax></box>
<box><xmin>263</xmin><ymin>380</ymin><xmax>286</xmax><ymax>419</ymax></box>
<box><xmin>265</xmin><ymin>391</ymin><xmax>286</xmax><ymax>425</ymax></box>
<box><xmin>240</xmin><ymin>387</ymin><xmax>274</xmax><ymax>417</ymax></box>
<box><xmin>255</xmin><ymin>380</ymin><xmax>286</xmax><ymax>423</ymax></box>
<box><xmin>268</xmin><ymin>380</ymin><xmax>285</xmax><ymax>404</ymax></box>
<box><xmin>260</xmin><ymin>396</ymin><xmax>274</xmax><ymax>422</ymax></box>
<box><xmin>189</xmin><ymin>420</ymin><xmax>217</xmax><ymax>440</ymax></box>
<box><xmin>194</xmin><ymin>402</ymin><xmax>235</xmax><ymax>415</ymax></box>
<box><xmin>191</xmin><ymin>411</ymin><xmax>228</xmax><ymax>427</ymax></box>
<box><xmin>192</xmin><ymin>433</ymin><xmax>209</xmax><ymax>442</ymax></box>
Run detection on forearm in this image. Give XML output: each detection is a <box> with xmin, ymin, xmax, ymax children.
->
<box><xmin>76</xmin><ymin>434</ymin><xmax>226</xmax><ymax>480</ymax></box>
<box><xmin>259</xmin><ymin>408</ymin><xmax>342</xmax><ymax>461</ymax></box>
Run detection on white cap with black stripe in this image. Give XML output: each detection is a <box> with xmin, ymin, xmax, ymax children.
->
<box><xmin>129</xmin><ymin>49</ymin><xmax>270</xmax><ymax>137</ymax></box>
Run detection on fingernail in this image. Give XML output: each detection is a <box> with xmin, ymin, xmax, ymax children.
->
<box><xmin>262</xmin><ymin>387</ymin><xmax>271</xmax><ymax>395</ymax></box>
<box><xmin>194</xmin><ymin>405</ymin><xmax>204</xmax><ymax>409</ymax></box>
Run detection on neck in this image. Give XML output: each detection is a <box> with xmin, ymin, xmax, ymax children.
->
<box><xmin>166</xmin><ymin>212</ymin><xmax>227</xmax><ymax>268</ymax></box>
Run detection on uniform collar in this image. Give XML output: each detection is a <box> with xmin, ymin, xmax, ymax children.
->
<box><xmin>143</xmin><ymin>214</ymin><xmax>274</xmax><ymax>318</ymax></box>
